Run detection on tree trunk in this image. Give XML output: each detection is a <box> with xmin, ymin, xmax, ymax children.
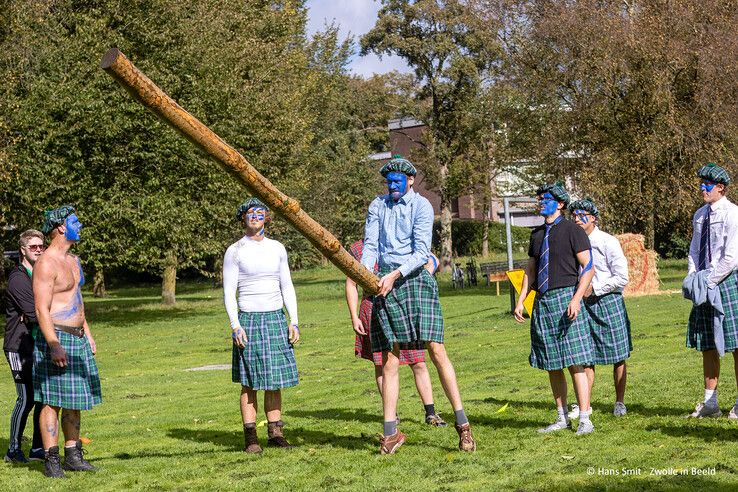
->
<box><xmin>644</xmin><ymin>207</ymin><xmax>655</xmax><ymax>250</ymax></box>
<box><xmin>482</xmin><ymin>199</ymin><xmax>490</xmax><ymax>257</ymax></box>
<box><xmin>439</xmin><ymin>193</ymin><xmax>454</xmax><ymax>273</ymax></box>
<box><xmin>93</xmin><ymin>268</ymin><xmax>106</xmax><ymax>298</ymax></box>
<box><xmin>162</xmin><ymin>252</ymin><xmax>177</xmax><ymax>305</ymax></box>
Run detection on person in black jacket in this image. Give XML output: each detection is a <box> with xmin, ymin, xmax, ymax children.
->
<box><xmin>4</xmin><ymin>229</ymin><xmax>45</xmax><ymax>463</ymax></box>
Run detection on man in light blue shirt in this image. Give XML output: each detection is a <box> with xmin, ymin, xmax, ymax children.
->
<box><xmin>362</xmin><ymin>155</ymin><xmax>476</xmax><ymax>455</ymax></box>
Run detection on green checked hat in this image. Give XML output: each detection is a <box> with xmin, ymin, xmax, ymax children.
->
<box><xmin>697</xmin><ymin>162</ymin><xmax>731</xmax><ymax>185</ymax></box>
<box><xmin>536</xmin><ymin>182</ymin><xmax>570</xmax><ymax>206</ymax></box>
<box><xmin>380</xmin><ymin>155</ymin><xmax>417</xmax><ymax>177</ymax></box>
<box><xmin>569</xmin><ymin>197</ymin><xmax>599</xmax><ymax>218</ymax></box>
<box><xmin>235</xmin><ymin>197</ymin><xmax>269</xmax><ymax>221</ymax></box>
<box><xmin>41</xmin><ymin>205</ymin><xmax>76</xmax><ymax>235</ymax></box>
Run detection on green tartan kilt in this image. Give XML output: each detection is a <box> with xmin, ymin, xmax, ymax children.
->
<box><xmin>687</xmin><ymin>270</ymin><xmax>738</xmax><ymax>352</ymax></box>
<box><xmin>584</xmin><ymin>293</ymin><xmax>632</xmax><ymax>365</ymax></box>
<box><xmin>232</xmin><ymin>310</ymin><xmax>298</xmax><ymax>390</ymax></box>
<box><xmin>371</xmin><ymin>267</ymin><xmax>443</xmax><ymax>353</ymax></box>
<box><xmin>530</xmin><ymin>286</ymin><xmax>594</xmax><ymax>370</ymax></box>
<box><xmin>33</xmin><ymin>330</ymin><xmax>102</xmax><ymax>410</ymax></box>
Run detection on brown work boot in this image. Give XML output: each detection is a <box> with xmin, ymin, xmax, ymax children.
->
<box><xmin>455</xmin><ymin>423</ymin><xmax>476</xmax><ymax>452</ymax></box>
<box><xmin>379</xmin><ymin>430</ymin><xmax>406</xmax><ymax>455</ymax></box>
<box><xmin>267</xmin><ymin>421</ymin><xmax>294</xmax><ymax>448</ymax></box>
<box><xmin>243</xmin><ymin>424</ymin><xmax>262</xmax><ymax>454</ymax></box>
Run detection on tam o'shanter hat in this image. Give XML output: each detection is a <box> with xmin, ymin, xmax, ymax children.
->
<box><xmin>235</xmin><ymin>197</ymin><xmax>269</xmax><ymax>221</ymax></box>
<box><xmin>536</xmin><ymin>182</ymin><xmax>570</xmax><ymax>206</ymax></box>
<box><xmin>697</xmin><ymin>162</ymin><xmax>731</xmax><ymax>185</ymax></box>
<box><xmin>42</xmin><ymin>204</ymin><xmax>76</xmax><ymax>235</ymax></box>
<box><xmin>380</xmin><ymin>155</ymin><xmax>417</xmax><ymax>177</ymax></box>
<box><xmin>569</xmin><ymin>197</ymin><xmax>599</xmax><ymax>218</ymax></box>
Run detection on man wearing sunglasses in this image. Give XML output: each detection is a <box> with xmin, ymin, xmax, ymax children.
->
<box><xmin>224</xmin><ymin>198</ymin><xmax>300</xmax><ymax>454</ymax></box>
<box><xmin>685</xmin><ymin>163</ymin><xmax>738</xmax><ymax>419</ymax></box>
<box><xmin>569</xmin><ymin>198</ymin><xmax>631</xmax><ymax>419</ymax></box>
<box><xmin>4</xmin><ymin>230</ymin><xmax>46</xmax><ymax>463</ymax></box>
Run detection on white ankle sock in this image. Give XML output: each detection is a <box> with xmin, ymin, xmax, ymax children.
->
<box><xmin>557</xmin><ymin>406</ymin><xmax>567</xmax><ymax>421</ymax></box>
<box><xmin>704</xmin><ymin>389</ymin><xmax>718</xmax><ymax>406</ymax></box>
<box><xmin>579</xmin><ymin>409</ymin><xmax>591</xmax><ymax>422</ymax></box>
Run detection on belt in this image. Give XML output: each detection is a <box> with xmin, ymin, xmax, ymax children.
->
<box><xmin>54</xmin><ymin>324</ymin><xmax>84</xmax><ymax>338</ymax></box>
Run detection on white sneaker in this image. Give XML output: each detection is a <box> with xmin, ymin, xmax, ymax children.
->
<box><xmin>613</xmin><ymin>402</ymin><xmax>627</xmax><ymax>417</ymax></box>
<box><xmin>728</xmin><ymin>405</ymin><xmax>738</xmax><ymax>420</ymax></box>
<box><xmin>537</xmin><ymin>419</ymin><xmax>571</xmax><ymax>433</ymax></box>
<box><xmin>688</xmin><ymin>402</ymin><xmax>722</xmax><ymax>418</ymax></box>
<box><xmin>568</xmin><ymin>404</ymin><xmax>580</xmax><ymax>420</ymax></box>
<box><xmin>575</xmin><ymin>419</ymin><xmax>595</xmax><ymax>435</ymax></box>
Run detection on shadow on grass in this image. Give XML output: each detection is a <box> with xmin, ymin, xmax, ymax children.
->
<box><xmin>84</xmin><ymin>298</ymin><xmax>220</xmax><ymax>327</ymax></box>
<box><xmin>166</xmin><ymin>426</ymin><xmax>375</xmax><ymax>451</ymax></box>
<box><xmin>288</xmin><ymin>407</ymin><xmax>379</xmax><ymax>424</ymax></box>
<box><xmin>647</xmin><ymin>423</ymin><xmax>738</xmax><ymax>443</ymax></box>
<box><xmin>477</xmin><ymin>397</ymin><xmax>686</xmax><ymax>418</ymax></box>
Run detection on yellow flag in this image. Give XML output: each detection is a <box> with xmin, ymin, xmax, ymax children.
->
<box><xmin>506</xmin><ymin>269</ymin><xmax>536</xmax><ymax>316</ymax></box>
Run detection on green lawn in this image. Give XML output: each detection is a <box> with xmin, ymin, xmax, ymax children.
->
<box><xmin>3</xmin><ymin>259</ymin><xmax>738</xmax><ymax>491</ymax></box>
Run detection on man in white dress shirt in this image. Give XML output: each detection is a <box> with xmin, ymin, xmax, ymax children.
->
<box><xmin>569</xmin><ymin>198</ymin><xmax>632</xmax><ymax>417</ymax></box>
<box><xmin>223</xmin><ymin>198</ymin><xmax>300</xmax><ymax>453</ymax></box>
<box><xmin>685</xmin><ymin>163</ymin><xmax>738</xmax><ymax>418</ymax></box>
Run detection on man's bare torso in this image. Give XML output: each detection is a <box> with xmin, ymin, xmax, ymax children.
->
<box><xmin>40</xmin><ymin>252</ymin><xmax>85</xmax><ymax>328</ymax></box>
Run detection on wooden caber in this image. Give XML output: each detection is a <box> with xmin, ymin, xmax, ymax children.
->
<box><xmin>100</xmin><ymin>48</ymin><xmax>380</xmax><ymax>295</ymax></box>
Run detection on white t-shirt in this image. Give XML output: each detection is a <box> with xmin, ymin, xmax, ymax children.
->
<box><xmin>223</xmin><ymin>235</ymin><xmax>298</xmax><ymax>329</ymax></box>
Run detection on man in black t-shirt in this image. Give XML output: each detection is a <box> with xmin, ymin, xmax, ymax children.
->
<box><xmin>513</xmin><ymin>183</ymin><xmax>596</xmax><ymax>435</ymax></box>
<box><xmin>4</xmin><ymin>230</ymin><xmax>45</xmax><ymax>463</ymax></box>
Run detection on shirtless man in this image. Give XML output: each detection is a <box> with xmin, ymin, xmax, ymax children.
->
<box><xmin>33</xmin><ymin>205</ymin><xmax>102</xmax><ymax>478</ymax></box>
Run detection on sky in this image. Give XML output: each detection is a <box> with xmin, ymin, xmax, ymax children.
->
<box><xmin>304</xmin><ymin>0</ymin><xmax>411</xmax><ymax>77</ymax></box>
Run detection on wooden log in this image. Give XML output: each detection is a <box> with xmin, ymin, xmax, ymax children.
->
<box><xmin>100</xmin><ymin>48</ymin><xmax>380</xmax><ymax>295</ymax></box>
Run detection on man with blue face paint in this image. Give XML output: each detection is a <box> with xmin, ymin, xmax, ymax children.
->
<box><xmin>513</xmin><ymin>183</ymin><xmax>596</xmax><ymax>435</ymax></box>
<box><xmin>33</xmin><ymin>205</ymin><xmax>101</xmax><ymax>478</ymax></box>
<box><xmin>224</xmin><ymin>198</ymin><xmax>300</xmax><ymax>453</ymax></box>
<box><xmin>569</xmin><ymin>198</ymin><xmax>632</xmax><ymax>418</ymax></box>
<box><xmin>684</xmin><ymin>163</ymin><xmax>738</xmax><ymax>419</ymax></box>
<box><xmin>362</xmin><ymin>155</ymin><xmax>476</xmax><ymax>454</ymax></box>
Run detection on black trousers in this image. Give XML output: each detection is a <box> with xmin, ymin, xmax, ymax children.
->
<box><xmin>5</xmin><ymin>351</ymin><xmax>42</xmax><ymax>452</ymax></box>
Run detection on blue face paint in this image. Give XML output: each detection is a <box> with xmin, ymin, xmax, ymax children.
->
<box><xmin>64</xmin><ymin>214</ymin><xmax>82</xmax><ymax>241</ymax></box>
<box><xmin>574</xmin><ymin>210</ymin><xmax>589</xmax><ymax>224</ymax></box>
<box><xmin>538</xmin><ymin>193</ymin><xmax>559</xmax><ymax>217</ymax></box>
<box><xmin>246</xmin><ymin>207</ymin><xmax>266</xmax><ymax>236</ymax></box>
<box><xmin>386</xmin><ymin>172</ymin><xmax>408</xmax><ymax>201</ymax></box>
<box><xmin>701</xmin><ymin>181</ymin><xmax>716</xmax><ymax>193</ymax></box>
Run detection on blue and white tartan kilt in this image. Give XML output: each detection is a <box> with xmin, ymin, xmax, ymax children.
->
<box><xmin>584</xmin><ymin>293</ymin><xmax>632</xmax><ymax>365</ymax></box>
<box><xmin>33</xmin><ymin>330</ymin><xmax>102</xmax><ymax>410</ymax></box>
<box><xmin>530</xmin><ymin>286</ymin><xmax>594</xmax><ymax>370</ymax></box>
<box><xmin>687</xmin><ymin>270</ymin><xmax>738</xmax><ymax>352</ymax></box>
<box><xmin>232</xmin><ymin>310</ymin><xmax>298</xmax><ymax>390</ymax></box>
<box><xmin>371</xmin><ymin>268</ymin><xmax>444</xmax><ymax>352</ymax></box>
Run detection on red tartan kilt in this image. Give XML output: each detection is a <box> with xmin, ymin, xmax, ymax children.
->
<box><xmin>354</xmin><ymin>296</ymin><xmax>425</xmax><ymax>366</ymax></box>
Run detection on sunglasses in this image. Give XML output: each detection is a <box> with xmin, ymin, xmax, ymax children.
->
<box><xmin>26</xmin><ymin>244</ymin><xmax>45</xmax><ymax>252</ymax></box>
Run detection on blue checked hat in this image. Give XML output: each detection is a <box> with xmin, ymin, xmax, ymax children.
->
<box><xmin>697</xmin><ymin>162</ymin><xmax>730</xmax><ymax>185</ymax></box>
<box><xmin>379</xmin><ymin>155</ymin><xmax>417</xmax><ymax>177</ymax></box>
<box><xmin>536</xmin><ymin>182</ymin><xmax>570</xmax><ymax>206</ymax></box>
<box><xmin>569</xmin><ymin>197</ymin><xmax>599</xmax><ymax>218</ymax></box>
<box><xmin>42</xmin><ymin>205</ymin><xmax>76</xmax><ymax>235</ymax></box>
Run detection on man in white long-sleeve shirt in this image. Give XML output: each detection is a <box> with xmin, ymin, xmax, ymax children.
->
<box><xmin>223</xmin><ymin>197</ymin><xmax>300</xmax><ymax>453</ymax></box>
<box><xmin>569</xmin><ymin>198</ymin><xmax>632</xmax><ymax>418</ymax></box>
<box><xmin>685</xmin><ymin>163</ymin><xmax>738</xmax><ymax>419</ymax></box>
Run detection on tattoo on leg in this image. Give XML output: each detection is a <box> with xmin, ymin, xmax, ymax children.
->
<box><xmin>46</xmin><ymin>424</ymin><xmax>57</xmax><ymax>437</ymax></box>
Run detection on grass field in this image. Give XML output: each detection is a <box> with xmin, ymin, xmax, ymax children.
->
<box><xmin>3</xmin><ymin>259</ymin><xmax>738</xmax><ymax>491</ymax></box>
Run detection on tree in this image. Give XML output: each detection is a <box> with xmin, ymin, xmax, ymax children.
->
<box><xmin>362</xmin><ymin>0</ymin><xmax>503</xmax><ymax>271</ymax></box>
<box><xmin>497</xmin><ymin>0</ymin><xmax>738</xmax><ymax>251</ymax></box>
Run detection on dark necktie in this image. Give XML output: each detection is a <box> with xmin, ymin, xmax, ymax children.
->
<box><xmin>698</xmin><ymin>208</ymin><xmax>711</xmax><ymax>271</ymax></box>
<box><xmin>537</xmin><ymin>216</ymin><xmax>562</xmax><ymax>294</ymax></box>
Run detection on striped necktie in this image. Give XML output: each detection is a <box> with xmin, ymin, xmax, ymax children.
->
<box><xmin>537</xmin><ymin>216</ymin><xmax>562</xmax><ymax>294</ymax></box>
<box><xmin>698</xmin><ymin>208</ymin><xmax>711</xmax><ymax>271</ymax></box>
